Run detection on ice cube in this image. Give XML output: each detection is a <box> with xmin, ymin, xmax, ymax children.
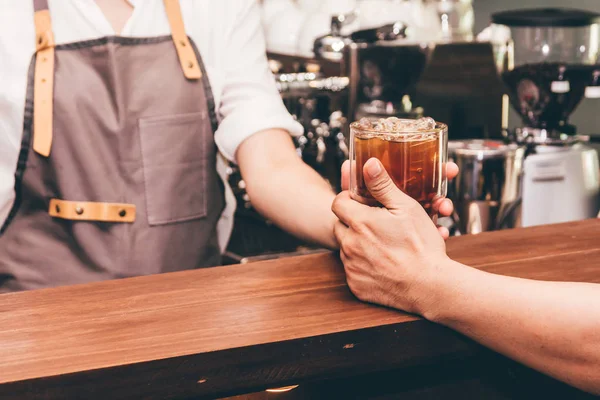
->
<box><xmin>395</xmin><ymin>119</ymin><xmax>416</xmax><ymax>131</ymax></box>
<box><xmin>372</xmin><ymin>119</ymin><xmax>387</xmax><ymax>131</ymax></box>
<box><xmin>355</xmin><ymin>116</ymin><xmax>437</xmax><ymax>133</ymax></box>
<box><xmin>414</xmin><ymin>117</ymin><xmax>436</xmax><ymax>131</ymax></box>
<box><xmin>382</xmin><ymin>119</ymin><xmax>396</xmax><ymax>131</ymax></box>
<box><xmin>358</xmin><ymin>117</ymin><xmax>372</xmax><ymax>129</ymax></box>
<box><xmin>387</xmin><ymin>117</ymin><xmax>402</xmax><ymax>130</ymax></box>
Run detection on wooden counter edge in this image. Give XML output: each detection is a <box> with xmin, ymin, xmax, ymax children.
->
<box><xmin>1</xmin><ymin>319</ymin><xmax>485</xmax><ymax>400</ymax></box>
<box><xmin>0</xmin><ymin>220</ymin><xmax>598</xmax><ymax>399</ymax></box>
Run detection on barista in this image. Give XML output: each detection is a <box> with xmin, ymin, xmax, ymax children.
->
<box><xmin>0</xmin><ymin>0</ymin><xmax>348</xmax><ymax>292</ymax></box>
<box><xmin>0</xmin><ymin>1</ymin><xmax>457</xmax><ymax>293</ymax></box>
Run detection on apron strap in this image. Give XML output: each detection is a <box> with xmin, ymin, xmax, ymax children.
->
<box><xmin>163</xmin><ymin>0</ymin><xmax>202</xmax><ymax>80</ymax></box>
<box><xmin>49</xmin><ymin>199</ymin><xmax>136</xmax><ymax>223</ymax></box>
<box><xmin>31</xmin><ymin>0</ymin><xmax>200</xmax><ymax>157</ymax></box>
<box><xmin>32</xmin><ymin>0</ymin><xmax>55</xmax><ymax>157</ymax></box>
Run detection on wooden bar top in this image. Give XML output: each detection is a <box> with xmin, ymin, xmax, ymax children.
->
<box><xmin>0</xmin><ymin>220</ymin><xmax>599</xmax><ymax>399</ymax></box>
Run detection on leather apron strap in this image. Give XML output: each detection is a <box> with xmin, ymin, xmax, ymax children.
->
<box><xmin>163</xmin><ymin>0</ymin><xmax>203</xmax><ymax>80</ymax></box>
<box><xmin>32</xmin><ymin>0</ymin><xmax>55</xmax><ymax>157</ymax></box>
<box><xmin>49</xmin><ymin>199</ymin><xmax>136</xmax><ymax>223</ymax></box>
<box><xmin>31</xmin><ymin>0</ymin><xmax>200</xmax><ymax>157</ymax></box>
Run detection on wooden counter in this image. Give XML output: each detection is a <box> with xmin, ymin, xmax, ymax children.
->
<box><xmin>0</xmin><ymin>220</ymin><xmax>599</xmax><ymax>399</ymax></box>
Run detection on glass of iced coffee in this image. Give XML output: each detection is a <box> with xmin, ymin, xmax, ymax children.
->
<box><xmin>349</xmin><ymin>117</ymin><xmax>448</xmax><ymax>221</ymax></box>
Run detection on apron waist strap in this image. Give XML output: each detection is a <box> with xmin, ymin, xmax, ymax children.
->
<box><xmin>49</xmin><ymin>199</ymin><xmax>136</xmax><ymax>223</ymax></box>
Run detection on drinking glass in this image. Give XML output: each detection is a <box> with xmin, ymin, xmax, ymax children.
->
<box><xmin>349</xmin><ymin>120</ymin><xmax>449</xmax><ymax>221</ymax></box>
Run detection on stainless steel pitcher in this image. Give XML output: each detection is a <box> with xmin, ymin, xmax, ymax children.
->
<box><xmin>448</xmin><ymin>140</ymin><xmax>524</xmax><ymax>234</ymax></box>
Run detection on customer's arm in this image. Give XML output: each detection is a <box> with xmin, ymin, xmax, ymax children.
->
<box><xmin>332</xmin><ymin>158</ymin><xmax>600</xmax><ymax>395</ymax></box>
<box><xmin>427</xmin><ymin>260</ymin><xmax>600</xmax><ymax>395</ymax></box>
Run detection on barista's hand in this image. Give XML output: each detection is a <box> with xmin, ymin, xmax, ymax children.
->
<box><xmin>340</xmin><ymin>160</ymin><xmax>459</xmax><ymax>239</ymax></box>
<box><xmin>332</xmin><ymin>158</ymin><xmax>452</xmax><ymax>313</ymax></box>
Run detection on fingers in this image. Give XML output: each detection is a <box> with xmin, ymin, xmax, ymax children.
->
<box><xmin>332</xmin><ymin>191</ymin><xmax>367</xmax><ymax>227</ymax></box>
<box><xmin>341</xmin><ymin>160</ymin><xmax>350</xmax><ymax>191</ymax></box>
<box><xmin>446</xmin><ymin>162</ymin><xmax>459</xmax><ymax>180</ymax></box>
<box><xmin>438</xmin><ymin>198</ymin><xmax>454</xmax><ymax>217</ymax></box>
<box><xmin>362</xmin><ymin>158</ymin><xmax>408</xmax><ymax>210</ymax></box>
<box><xmin>437</xmin><ymin>226</ymin><xmax>450</xmax><ymax>240</ymax></box>
<box><xmin>333</xmin><ymin>220</ymin><xmax>349</xmax><ymax>247</ymax></box>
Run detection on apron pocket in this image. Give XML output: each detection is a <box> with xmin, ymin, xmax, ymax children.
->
<box><xmin>139</xmin><ymin>112</ymin><xmax>208</xmax><ymax>226</ymax></box>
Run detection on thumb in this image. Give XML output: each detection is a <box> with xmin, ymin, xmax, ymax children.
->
<box><xmin>363</xmin><ymin>158</ymin><xmax>409</xmax><ymax>210</ymax></box>
<box><xmin>341</xmin><ymin>160</ymin><xmax>350</xmax><ymax>191</ymax></box>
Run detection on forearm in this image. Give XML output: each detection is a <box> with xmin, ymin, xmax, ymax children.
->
<box><xmin>247</xmin><ymin>160</ymin><xmax>337</xmax><ymax>249</ymax></box>
<box><xmin>238</xmin><ymin>129</ymin><xmax>338</xmax><ymax>249</ymax></box>
<box><xmin>418</xmin><ymin>260</ymin><xmax>600</xmax><ymax>394</ymax></box>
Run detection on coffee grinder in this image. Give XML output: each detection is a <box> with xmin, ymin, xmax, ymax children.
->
<box><xmin>492</xmin><ymin>8</ymin><xmax>600</xmax><ymax>227</ymax></box>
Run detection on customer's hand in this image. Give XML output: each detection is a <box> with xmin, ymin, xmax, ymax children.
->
<box><xmin>340</xmin><ymin>160</ymin><xmax>459</xmax><ymax>239</ymax></box>
<box><xmin>332</xmin><ymin>158</ymin><xmax>452</xmax><ymax>314</ymax></box>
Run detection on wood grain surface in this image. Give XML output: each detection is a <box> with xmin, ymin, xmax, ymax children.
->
<box><xmin>0</xmin><ymin>219</ymin><xmax>598</xmax><ymax>399</ymax></box>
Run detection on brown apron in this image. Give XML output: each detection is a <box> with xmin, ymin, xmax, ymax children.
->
<box><xmin>0</xmin><ymin>0</ymin><xmax>225</xmax><ymax>292</ymax></box>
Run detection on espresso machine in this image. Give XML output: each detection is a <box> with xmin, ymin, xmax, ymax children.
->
<box><xmin>342</xmin><ymin>25</ymin><xmax>431</xmax><ymax>122</ymax></box>
<box><xmin>293</xmin><ymin>8</ymin><xmax>433</xmax><ymax>122</ymax></box>
<box><xmin>449</xmin><ymin>8</ymin><xmax>600</xmax><ymax>234</ymax></box>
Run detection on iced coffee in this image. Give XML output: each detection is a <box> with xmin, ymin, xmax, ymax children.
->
<box><xmin>350</xmin><ymin>117</ymin><xmax>448</xmax><ymax>219</ymax></box>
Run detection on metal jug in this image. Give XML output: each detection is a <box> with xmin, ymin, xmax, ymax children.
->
<box><xmin>448</xmin><ymin>140</ymin><xmax>524</xmax><ymax>234</ymax></box>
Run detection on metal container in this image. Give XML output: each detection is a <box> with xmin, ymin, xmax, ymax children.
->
<box><xmin>448</xmin><ymin>140</ymin><xmax>524</xmax><ymax>234</ymax></box>
<box><xmin>343</xmin><ymin>39</ymin><xmax>434</xmax><ymax>123</ymax></box>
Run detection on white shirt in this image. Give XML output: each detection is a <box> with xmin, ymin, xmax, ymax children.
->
<box><xmin>0</xmin><ymin>0</ymin><xmax>303</xmax><ymax>249</ymax></box>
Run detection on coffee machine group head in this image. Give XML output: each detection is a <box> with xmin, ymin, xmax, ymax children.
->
<box><xmin>492</xmin><ymin>8</ymin><xmax>600</xmax><ymax>142</ymax></box>
<box><xmin>344</xmin><ymin>29</ymin><xmax>433</xmax><ymax>121</ymax></box>
<box><xmin>312</xmin><ymin>16</ymin><xmax>434</xmax><ymax>121</ymax></box>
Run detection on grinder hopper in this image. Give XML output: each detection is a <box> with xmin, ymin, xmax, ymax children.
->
<box><xmin>491</xmin><ymin>8</ymin><xmax>600</xmax><ymax>140</ymax></box>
